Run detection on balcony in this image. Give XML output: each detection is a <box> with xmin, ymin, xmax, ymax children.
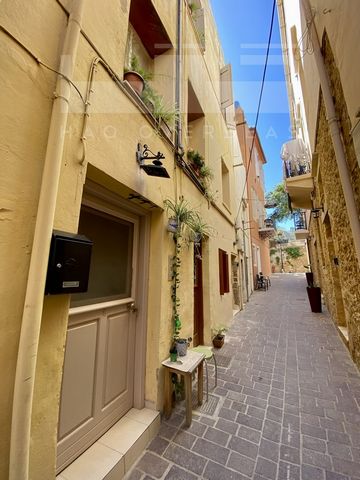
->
<box><xmin>293</xmin><ymin>211</ymin><xmax>309</xmax><ymax>240</ymax></box>
<box><xmin>281</xmin><ymin>139</ymin><xmax>314</xmax><ymax>210</ymax></box>
<box><xmin>259</xmin><ymin>218</ymin><xmax>275</xmax><ymax>239</ymax></box>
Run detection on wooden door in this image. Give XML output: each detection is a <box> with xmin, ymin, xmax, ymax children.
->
<box><xmin>193</xmin><ymin>243</ymin><xmax>204</xmax><ymax>347</ymax></box>
<box><xmin>57</xmin><ymin>204</ymin><xmax>139</xmax><ymax>472</ymax></box>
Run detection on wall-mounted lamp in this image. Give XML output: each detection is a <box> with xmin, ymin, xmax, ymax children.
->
<box><xmin>136</xmin><ymin>143</ymin><xmax>170</xmax><ymax>178</ymax></box>
<box><xmin>311</xmin><ymin>207</ymin><xmax>323</xmax><ymax>218</ymax></box>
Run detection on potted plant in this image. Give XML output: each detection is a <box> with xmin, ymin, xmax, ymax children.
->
<box><xmin>164</xmin><ymin>198</ymin><xmax>196</xmax><ymax>236</ymax></box>
<box><xmin>187</xmin><ymin>149</ymin><xmax>205</xmax><ymax>174</ymax></box>
<box><xmin>306</xmin><ymin>282</ymin><xmax>322</xmax><ymax>313</ymax></box>
<box><xmin>124</xmin><ymin>55</ymin><xmax>152</xmax><ymax>96</ymax></box>
<box><xmin>174</xmin><ymin>337</ymin><xmax>192</xmax><ymax>356</ymax></box>
<box><xmin>141</xmin><ymin>86</ymin><xmax>179</xmax><ymax>136</ymax></box>
<box><xmin>212</xmin><ymin>326</ymin><xmax>228</xmax><ymax>348</ymax></box>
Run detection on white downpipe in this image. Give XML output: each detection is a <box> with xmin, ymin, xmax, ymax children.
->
<box><xmin>301</xmin><ymin>0</ymin><xmax>360</xmax><ymax>267</ymax></box>
<box><xmin>9</xmin><ymin>2</ymin><xmax>86</xmax><ymax>479</ymax></box>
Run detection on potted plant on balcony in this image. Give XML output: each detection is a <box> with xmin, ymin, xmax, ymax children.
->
<box><xmin>141</xmin><ymin>86</ymin><xmax>179</xmax><ymax>136</ymax></box>
<box><xmin>212</xmin><ymin>326</ymin><xmax>228</xmax><ymax>349</ymax></box>
<box><xmin>306</xmin><ymin>280</ymin><xmax>322</xmax><ymax>313</ymax></box>
<box><xmin>124</xmin><ymin>55</ymin><xmax>152</xmax><ymax>96</ymax></box>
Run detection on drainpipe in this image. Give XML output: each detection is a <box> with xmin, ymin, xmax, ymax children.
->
<box><xmin>242</xmin><ymin>220</ymin><xmax>249</xmax><ymax>302</ymax></box>
<box><xmin>277</xmin><ymin>0</ymin><xmax>296</xmax><ymax>138</ymax></box>
<box><xmin>301</xmin><ymin>0</ymin><xmax>360</xmax><ymax>268</ymax></box>
<box><xmin>9</xmin><ymin>2</ymin><xmax>86</xmax><ymax>479</ymax></box>
<box><xmin>175</xmin><ymin>0</ymin><xmax>183</xmax><ymax>159</ymax></box>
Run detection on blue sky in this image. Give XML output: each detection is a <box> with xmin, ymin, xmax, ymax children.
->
<box><xmin>210</xmin><ymin>0</ymin><xmax>292</xmax><ymax>195</ymax></box>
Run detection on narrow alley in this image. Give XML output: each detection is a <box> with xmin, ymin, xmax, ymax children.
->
<box><xmin>127</xmin><ymin>274</ymin><xmax>360</xmax><ymax>480</ymax></box>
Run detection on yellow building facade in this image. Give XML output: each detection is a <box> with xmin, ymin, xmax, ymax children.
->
<box><xmin>0</xmin><ymin>0</ymin><xmax>248</xmax><ymax>478</ymax></box>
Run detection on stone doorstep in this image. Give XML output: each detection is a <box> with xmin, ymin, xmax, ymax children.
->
<box><xmin>57</xmin><ymin>408</ymin><xmax>160</xmax><ymax>480</ymax></box>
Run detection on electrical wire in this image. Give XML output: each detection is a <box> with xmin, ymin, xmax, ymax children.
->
<box><xmin>234</xmin><ymin>0</ymin><xmax>276</xmax><ymax>226</ymax></box>
<box><xmin>0</xmin><ymin>24</ymin><xmax>86</xmax><ymax>104</ymax></box>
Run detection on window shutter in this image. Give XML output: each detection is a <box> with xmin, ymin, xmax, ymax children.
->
<box><xmin>219</xmin><ymin>249</ymin><xmax>230</xmax><ymax>295</ymax></box>
<box><xmin>220</xmin><ymin>64</ymin><xmax>233</xmax><ymax>118</ymax></box>
<box><xmin>219</xmin><ymin>249</ymin><xmax>224</xmax><ymax>295</ymax></box>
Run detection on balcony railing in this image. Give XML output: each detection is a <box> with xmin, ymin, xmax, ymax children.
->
<box><xmin>259</xmin><ymin>218</ymin><xmax>275</xmax><ymax>239</ymax></box>
<box><xmin>293</xmin><ymin>211</ymin><xmax>307</xmax><ymax>231</ymax></box>
<box><xmin>281</xmin><ymin>138</ymin><xmax>311</xmax><ymax>179</ymax></box>
<box><xmin>293</xmin><ymin>210</ymin><xmax>309</xmax><ymax>239</ymax></box>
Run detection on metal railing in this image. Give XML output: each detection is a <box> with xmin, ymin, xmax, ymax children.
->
<box><xmin>293</xmin><ymin>210</ymin><xmax>307</xmax><ymax>231</ymax></box>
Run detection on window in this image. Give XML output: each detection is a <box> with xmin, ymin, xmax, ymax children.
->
<box><xmin>219</xmin><ymin>249</ymin><xmax>229</xmax><ymax>295</ymax></box>
<box><xmin>71</xmin><ymin>207</ymin><xmax>134</xmax><ymax>307</ymax></box>
<box><xmin>221</xmin><ymin>159</ymin><xmax>230</xmax><ymax>209</ymax></box>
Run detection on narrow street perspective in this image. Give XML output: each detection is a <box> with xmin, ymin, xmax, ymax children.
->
<box><xmin>126</xmin><ymin>274</ymin><xmax>360</xmax><ymax>480</ymax></box>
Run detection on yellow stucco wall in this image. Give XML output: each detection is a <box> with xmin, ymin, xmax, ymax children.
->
<box><xmin>1</xmin><ymin>0</ymin><xmax>238</xmax><ymax>477</ymax></box>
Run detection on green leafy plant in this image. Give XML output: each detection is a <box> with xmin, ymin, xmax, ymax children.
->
<box><xmin>141</xmin><ymin>85</ymin><xmax>179</xmax><ymax>128</ymax></box>
<box><xmin>187</xmin><ymin>149</ymin><xmax>204</xmax><ymax>168</ymax></box>
<box><xmin>270</xmin><ymin>248</ymin><xmax>277</xmax><ymax>256</ymax></box>
<box><xmin>188</xmin><ymin>212</ymin><xmax>214</xmax><ymax>244</ymax></box>
<box><xmin>164</xmin><ymin>198</ymin><xmax>213</xmax><ymax>342</ymax></box>
<box><xmin>212</xmin><ymin>325</ymin><xmax>228</xmax><ymax>340</ymax></box>
<box><xmin>284</xmin><ymin>246</ymin><xmax>303</xmax><ymax>259</ymax></box>
<box><xmin>275</xmin><ymin>256</ymin><xmax>280</xmax><ymax>265</ymax></box>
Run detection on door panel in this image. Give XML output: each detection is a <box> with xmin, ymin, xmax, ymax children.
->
<box><xmin>103</xmin><ymin>310</ymin><xmax>135</xmax><ymax>409</ymax></box>
<box><xmin>58</xmin><ymin>320</ymin><xmax>99</xmax><ymax>440</ymax></box>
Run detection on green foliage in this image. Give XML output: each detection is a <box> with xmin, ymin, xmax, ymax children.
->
<box><xmin>212</xmin><ymin>325</ymin><xmax>228</xmax><ymax>339</ymax></box>
<box><xmin>284</xmin><ymin>246</ymin><xmax>303</xmax><ymax>259</ymax></box>
<box><xmin>141</xmin><ymin>85</ymin><xmax>179</xmax><ymax>126</ymax></box>
<box><xmin>164</xmin><ymin>198</ymin><xmax>214</xmax><ymax>339</ymax></box>
<box><xmin>266</xmin><ymin>182</ymin><xmax>293</xmax><ymax>225</ymax></box>
<box><xmin>270</xmin><ymin>248</ymin><xmax>277</xmax><ymax>256</ymax></box>
<box><xmin>275</xmin><ymin>256</ymin><xmax>280</xmax><ymax>265</ymax></box>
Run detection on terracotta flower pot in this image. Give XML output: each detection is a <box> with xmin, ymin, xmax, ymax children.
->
<box><xmin>123</xmin><ymin>71</ymin><xmax>144</xmax><ymax>95</ymax></box>
<box><xmin>212</xmin><ymin>335</ymin><xmax>224</xmax><ymax>348</ymax></box>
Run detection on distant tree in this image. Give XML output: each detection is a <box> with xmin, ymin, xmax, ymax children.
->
<box><xmin>284</xmin><ymin>246</ymin><xmax>303</xmax><ymax>259</ymax></box>
<box><xmin>266</xmin><ymin>182</ymin><xmax>295</xmax><ymax>226</ymax></box>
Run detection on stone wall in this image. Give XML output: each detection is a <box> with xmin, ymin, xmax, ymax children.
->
<box><xmin>309</xmin><ymin>33</ymin><xmax>360</xmax><ymax>369</ymax></box>
<box><xmin>270</xmin><ymin>241</ymin><xmax>308</xmax><ymax>273</ymax></box>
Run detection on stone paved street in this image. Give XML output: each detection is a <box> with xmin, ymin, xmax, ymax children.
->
<box><xmin>126</xmin><ymin>274</ymin><xmax>360</xmax><ymax>480</ymax></box>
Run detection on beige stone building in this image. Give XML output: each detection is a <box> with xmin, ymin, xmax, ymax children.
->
<box><xmin>278</xmin><ymin>0</ymin><xmax>360</xmax><ymax>367</ymax></box>
<box><xmin>235</xmin><ymin>106</ymin><xmax>273</xmax><ymax>286</ymax></box>
<box><xmin>0</xmin><ymin>0</ymin><xmax>250</xmax><ymax>478</ymax></box>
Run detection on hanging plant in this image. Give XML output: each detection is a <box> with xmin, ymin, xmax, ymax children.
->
<box><xmin>164</xmin><ymin>198</ymin><xmax>214</xmax><ymax>355</ymax></box>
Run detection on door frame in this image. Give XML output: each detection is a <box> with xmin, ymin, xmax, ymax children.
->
<box><xmin>67</xmin><ymin>180</ymin><xmax>150</xmax><ymax>409</ymax></box>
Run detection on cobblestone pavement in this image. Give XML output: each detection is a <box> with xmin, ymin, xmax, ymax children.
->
<box><xmin>126</xmin><ymin>274</ymin><xmax>360</xmax><ymax>480</ymax></box>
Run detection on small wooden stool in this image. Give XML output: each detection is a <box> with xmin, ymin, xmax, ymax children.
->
<box><xmin>162</xmin><ymin>350</ymin><xmax>204</xmax><ymax>427</ymax></box>
<box><xmin>191</xmin><ymin>346</ymin><xmax>217</xmax><ymax>401</ymax></box>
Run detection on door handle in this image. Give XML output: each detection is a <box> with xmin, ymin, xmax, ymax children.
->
<box><xmin>127</xmin><ymin>302</ymin><xmax>137</xmax><ymax>313</ymax></box>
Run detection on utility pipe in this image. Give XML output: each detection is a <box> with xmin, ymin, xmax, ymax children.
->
<box><xmin>301</xmin><ymin>0</ymin><xmax>360</xmax><ymax>268</ymax></box>
<box><xmin>175</xmin><ymin>0</ymin><xmax>183</xmax><ymax>157</ymax></box>
<box><xmin>9</xmin><ymin>1</ymin><xmax>86</xmax><ymax>478</ymax></box>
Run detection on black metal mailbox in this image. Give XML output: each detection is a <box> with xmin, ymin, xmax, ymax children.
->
<box><xmin>45</xmin><ymin>230</ymin><xmax>93</xmax><ymax>295</ymax></box>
